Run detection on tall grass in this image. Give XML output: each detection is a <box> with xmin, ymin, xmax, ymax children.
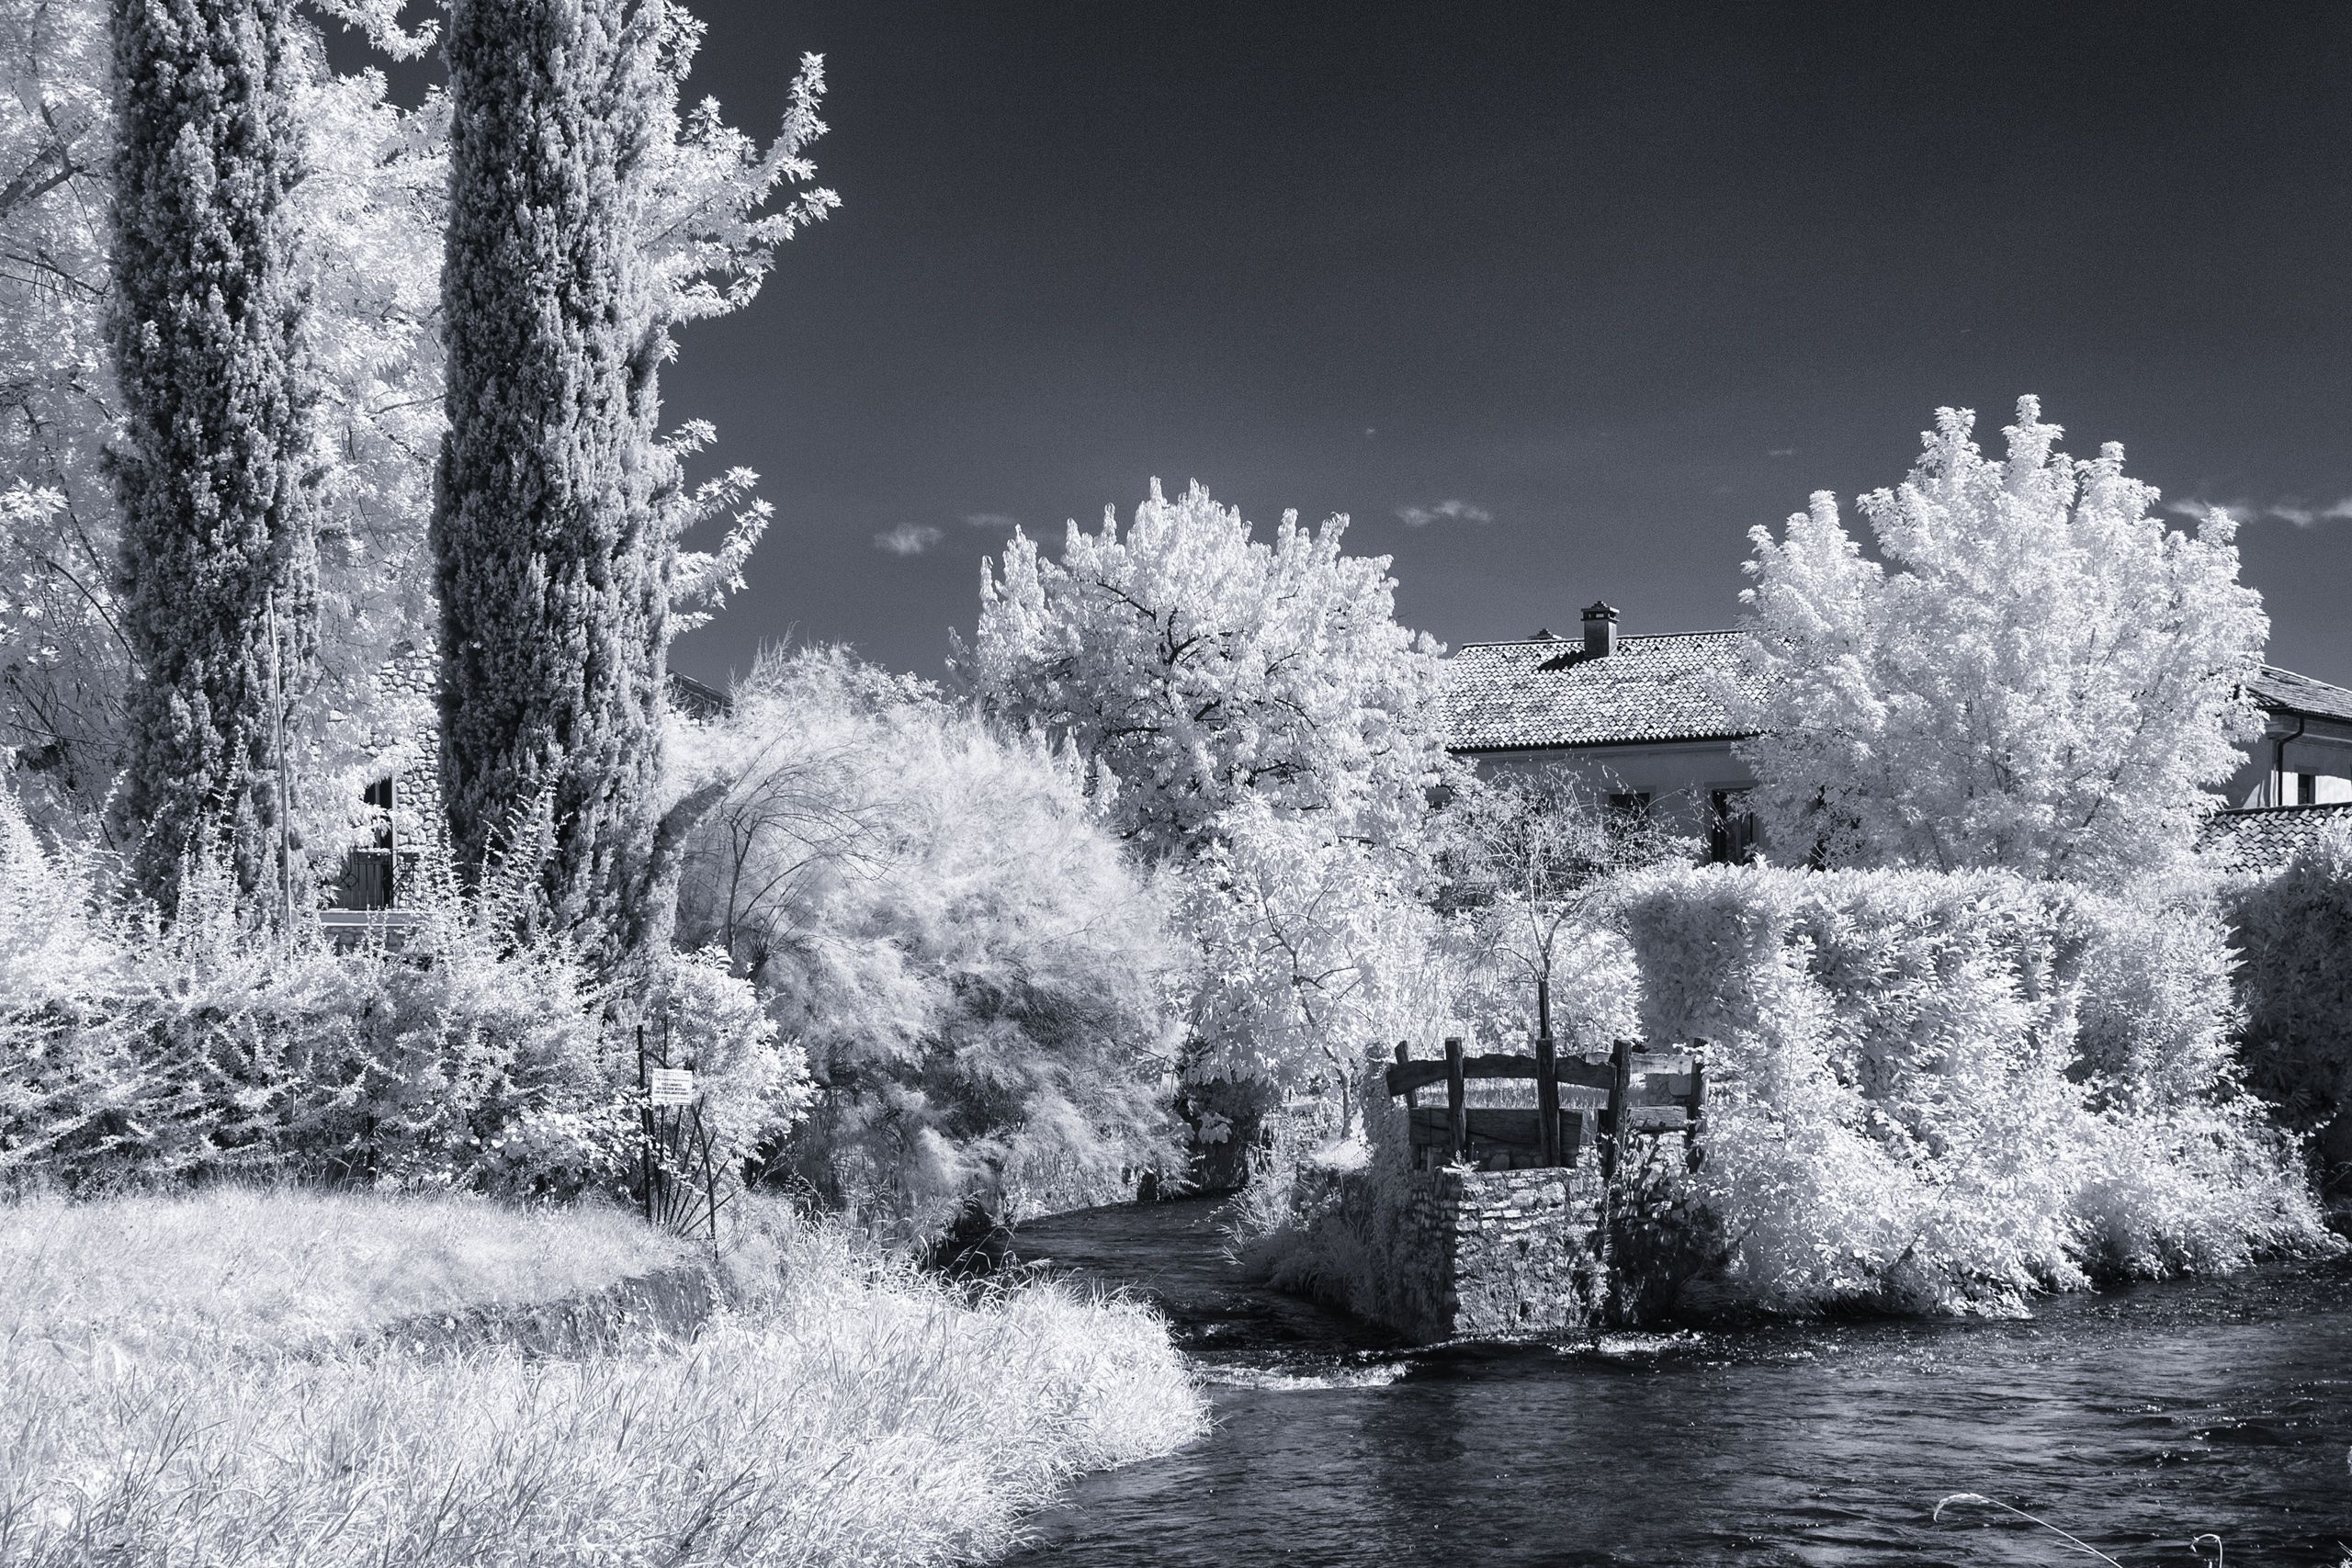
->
<box><xmin>0</xmin><ymin>1191</ymin><xmax>1208</xmax><ymax>1567</ymax></box>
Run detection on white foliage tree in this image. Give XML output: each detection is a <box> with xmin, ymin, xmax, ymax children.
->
<box><xmin>673</xmin><ymin>648</ymin><xmax>1186</xmax><ymax>1239</ymax></box>
<box><xmin>0</xmin><ymin>0</ymin><xmax>828</xmax><ymax>854</ymax></box>
<box><xmin>1174</xmin><ymin>803</ymin><xmax>1442</xmax><ymax>1128</ymax></box>
<box><xmin>959</xmin><ymin>478</ymin><xmax>1451</xmax><ymax>860</ymax></box>
<box><xmin>1732</xmin><ymin>398</ymin><xmax>2267</xmax><ymax>889</ymax></box>
<box><xmin>0</xmin><ymin>0</ymin><xmax>121</xmax><ymax>837</ymax></box>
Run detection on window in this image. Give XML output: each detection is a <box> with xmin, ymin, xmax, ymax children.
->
<box><xmin>1709</xmin><ymin>789</ymin><xmax>1758</xmax><ymax>864</ymax></box>
<box><xmin>1606</xmin><ymin>791</ymin><xmax>1652</xmax><ymax>819</ymax></box>
<box><xmin>2299</xmin><ymin>773</ymin><xmax>2318</xmax><ymax>806</ymax></box>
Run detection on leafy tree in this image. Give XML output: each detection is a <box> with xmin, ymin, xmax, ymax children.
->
<box><xmin>108</xmin><ymin>0</ymin><xmax>321</xmax><ymax>907</ymax></box>
<box><xmin>673</xmin><ymin>648</ymin><xmax>1185</xmax><ymax>1240</ymax></box>
<box><xmin>1732</xmin><ymin>398</ymin><xmax>2267</xmax><ymax>889</ymax></box>
<box><xmin>1436</xmin><ymin>765</ymin><xmax>1690</xmax><ymax>1041</ymax></box>
<box><xmin>435</xmin><ymin>0</ymin><xmax>665</xmax><ymax>965</ymax></box>
<box><xmin>1173</xmin><ymin>804</ymin><xmax>1453</xmax><ymax>1138</ymax></box>
<box><xmin>434</xmin><ymin>0</ymin><xmax>831</xmax><ymax>965</ymax></box>
<box><xmin>960</xmin><ymin>478</ymin><xmax>1450</xmax><ymax>860</ymax></box>
<box><xmin>3</xmin><ymin>0</ymin><xmax>826</xmax><ymax>864</ymax></box>
<box><xmin>0</xmin><ymin>1</ymin><xmax>121</xmax><ymax>840</ymax></box>
<box><xmin>961</xmin><ymin>479</ymin><xmax>1458</xmax><ymax>1143</ymax></box>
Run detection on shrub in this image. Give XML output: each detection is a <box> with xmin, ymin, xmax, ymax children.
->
<box><xmin>0</xmin><ymin>771</ymin><xmax>802</xmax><ymax>1195</ymax></box>
<box><xmin>2227</xmin><ymin>820</ymin><xmax>2352</xmax><ymax>1186</ymax></box>
<box><xmin>675</xmin><ymin>648</ymin><xmax>1185</xmax><ymax>1241</ymax></box>
<box><xmin>1617</xmin><ymin>863</ymin><xmax>2334</xmax><ymax>1314</ymax></box>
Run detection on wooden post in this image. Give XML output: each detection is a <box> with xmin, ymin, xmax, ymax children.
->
<box><xmin>1535</xmin><ymin>1031</ymin><xmax>1560</xmax><ymax>1167</ymax></box>
<box><xmin>1396</xmin><ymin>1041</ymin><xmax>1419</xmax><ymax>1169</ymax></box>
<box><xmin>1601</xmin><ymin>1037</ymin><xmax>1633</xmax><ymax>1183</ymax></box>
<box><xmin>1686</xmin><ymin>1053</ymin><xmax>1708</xmax><ymax>1173</ymax></box>
<box><xmin>1444</xmin><ymin>1036</ymin><xmax>1467</xmax><ymax>1163</ymax></box>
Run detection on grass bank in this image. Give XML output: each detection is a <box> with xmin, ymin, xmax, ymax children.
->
<box><xmin>0</xmin><ymin>1188</ymin><xmax>1207</xmax><ymax>1566</ymax></box>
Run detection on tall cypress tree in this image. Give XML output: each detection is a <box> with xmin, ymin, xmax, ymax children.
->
<box><xmin>435</xmin><ymin>0</ymin><xmax>673</xmax><ymax>967</ymax></box>
<box><xmin>109</xmin><ymin>0</ymin><xmax>318</xmax><ymax>908</ymax></box>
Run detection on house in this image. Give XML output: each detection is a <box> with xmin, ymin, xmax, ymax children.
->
<box><xmin>1443</xmin><ymin>603</ymin><xmax>1762</xmax><ymax>861</ymax></box>
<box><xmin>2220</xmin><ymin>665</ymin><xmax>2352</xmax><ymax>808</ymax></box>
<box><xmin>1443</xmin><ymin>602</ymin><xmax>2352</xmax><ymax>870</ymax></box>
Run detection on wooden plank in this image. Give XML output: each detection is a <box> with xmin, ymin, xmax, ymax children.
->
<box><xmin>1624</xmin><ymin>1105</ymin><xmax>1690</xmax><ymax>1134</ymax></box>
<box><xmin>1409</xmin><ymin>1107</ymin><xmax>1587</xmax><ymax>1151</ymax></box>
<box><xmin>1554</xmin><ymin>1055</ymin><xmax>1618</xmax><ymax>1092</ymax></box>
<box><xmin>1394</xmin><ymin>1041</ymin><xmax>1416</xmax><ymax>1109</ymax></box>
<box><xmin>1385</xmin><ymin>1051</ymin><xmax>1619</xmax><ymax>1100</ymax></box>
<box><xmin>1627</xmin><ymin>1051</ymin><xmax>1693</xmax><ymax>1077</ymax></box>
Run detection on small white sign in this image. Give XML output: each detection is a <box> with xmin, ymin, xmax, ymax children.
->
<box><xmin>647</xmin><ymin>1067</ymin><xmax>697</xmax><ymax>1106</ymax></box>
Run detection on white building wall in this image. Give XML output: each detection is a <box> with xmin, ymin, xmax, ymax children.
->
<box><xmin>2221</xmin><ymin>716</ymin><xmax>2352</xmax><ymax>807</ymax></box>
<box><xmin>1464</xmin><ymin>738</ymin><xmax>1756</xmax><ymax>841</ymax></box>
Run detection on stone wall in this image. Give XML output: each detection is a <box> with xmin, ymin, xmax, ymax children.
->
<box><xmin>1347</xmin><ymin>1163</ymin><xmax>1608</xmax><ymax>1341</ymax></box>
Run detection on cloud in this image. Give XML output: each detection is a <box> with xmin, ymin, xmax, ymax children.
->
<box><xmin>874</xmin><ymin>524</ymin><xmax>945</xmax><ymax>556</ymax></box>
<box><xmin>962</xmin><ymin>512</ymin><xmax>1023</xmax><ymax>532</ymax></box>
<box><xmin>2165</xmin><ymin>496</ymin><xmax>2352</xmax><ymax>528</ymax></box>
<box><xmin>1767</xmin><ymin>447</ymin><xmax>1797</xmax><ymax>458</ymax></box>
<box><xmin>1396</xmin><ymin>498</ymin><xmax>1494</xmax><ymax>527</ymax></box>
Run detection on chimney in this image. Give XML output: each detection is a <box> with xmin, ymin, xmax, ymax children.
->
<box><xmin>1581</xmin><ymin>601</ymin><xmax>1618</xmax><ymax>658</ymax></box>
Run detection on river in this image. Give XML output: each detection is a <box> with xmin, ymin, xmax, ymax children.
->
<box><xmin>1006</xmin><ymin>1198</ymin><xmax>2352</xmax><ymax>1566</ymax></box>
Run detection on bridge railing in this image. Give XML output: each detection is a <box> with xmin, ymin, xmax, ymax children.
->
<box><xmin>1384</xmin><ymin>1036</ymin><xmax>1706</xmax><ymax>1177</ymax></box>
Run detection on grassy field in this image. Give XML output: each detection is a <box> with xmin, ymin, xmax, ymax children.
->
<box><xmin>0</xmin><ymin>1186</ymin><xmax>684</xmax><ymax>1359</ymax></box>
<box><xmin>0</xmin><ymin>1188</ymin><xmax>1207</xmax><ymax>1567</ymax></box>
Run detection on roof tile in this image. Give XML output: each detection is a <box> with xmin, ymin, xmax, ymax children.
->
<box><xmin>1444</xmin><ymin>631</ymin><xmax>1761</xmax><ymax>750</ymax></box>
<box><xmin>2201</xmin><ymin>803</ymin><xmax>2352</xmax><ymax>874</ymax></box>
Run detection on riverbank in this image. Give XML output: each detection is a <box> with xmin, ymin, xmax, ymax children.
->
<box><xmin>1009</xmin><ymin>1195</ymin><xmax>2352</xmax><ymax>1565</ymax></box>
<box><xmin>0</xmin><ymin>1188</ymin><xmax>1207</xmax><ymax>1567</ymax></box>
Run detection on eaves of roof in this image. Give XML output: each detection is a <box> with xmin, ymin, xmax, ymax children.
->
<box><xmin>2247</xmin><ymin>665</ymin><xmax>2352</xmax><ymax>728</ymax></box>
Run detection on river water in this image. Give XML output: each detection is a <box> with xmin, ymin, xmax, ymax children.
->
<box><xmin>1006</xmin><ymin>1199</ymin><xmax>2352</xmax><ymax>1566</ymax></box>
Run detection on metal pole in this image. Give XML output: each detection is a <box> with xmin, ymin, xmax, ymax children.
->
<box><xmin>637</xmin><ymin>1024</ymin><xmax>653</xmax><ymax>1226</ymax></box>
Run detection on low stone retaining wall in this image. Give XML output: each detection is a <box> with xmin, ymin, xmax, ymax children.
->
<box><xmin>368</xmin><ymin>1257</ymin><xmax>720</xmax><ymax>1359</ymax></box>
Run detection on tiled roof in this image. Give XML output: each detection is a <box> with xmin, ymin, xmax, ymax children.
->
<box><xmin>1444</xmin><ymin>631</ymin><xmax>1761</xmax><ymax>751</ymax></box>
<box><xmin>2247</xmin><ymin>665</ymin><xmax>2352</xmax><ymax>727</ymax></box>
<box><xmin>2201</xmin><ymin>803</ymin><xmax>2352</xmax><ymax>874</ymax></box>
<box><xmin>668</xmin><ymin>671</ymin><xmax>730</xmax><ymax>721</ymax></box>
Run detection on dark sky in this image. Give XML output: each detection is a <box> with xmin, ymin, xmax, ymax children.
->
<box><xmin>645</xmin><ymin>2</ymin><xmax>2352</xmax><ymax>687</ymax></box>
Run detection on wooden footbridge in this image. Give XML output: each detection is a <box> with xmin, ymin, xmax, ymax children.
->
<box><xmin>1384</xmin><ymin>1036</ymin><xmax>1706</xmax><ymax>1178</ymax></box>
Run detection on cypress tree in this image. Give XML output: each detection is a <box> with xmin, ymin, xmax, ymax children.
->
<box><xmin>108</xmin><ymin>0</ymin><xmax>318</xmax><ymax>908</ymax></box>
<box><xmin>435</xmin><ymin>0</ymin><xmax>673</xmax><ymax>968</ymax></box>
